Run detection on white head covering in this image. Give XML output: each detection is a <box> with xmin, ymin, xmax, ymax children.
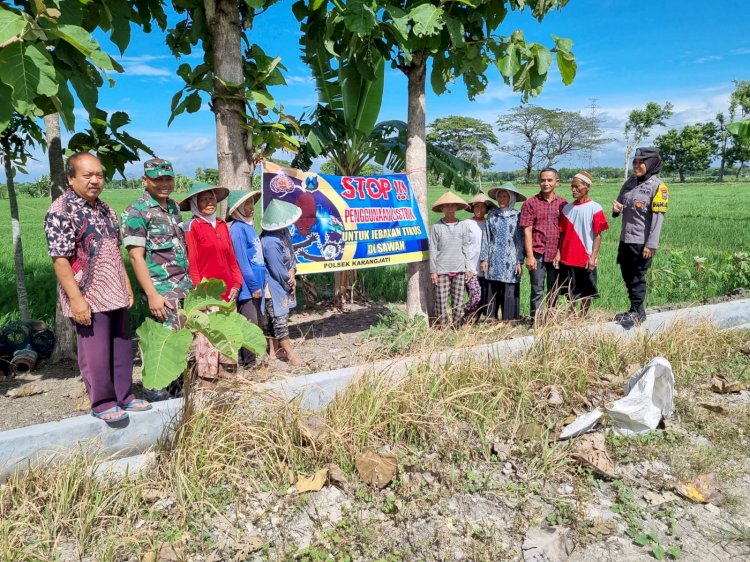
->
<box><xmin>496</xmin><ymin>190</ymin><xmax>517</xmax><ymax>216</ymax></box>
<box><xmin>230</xmin><ymin>206</ymin><xmax>254</xmax><ymax>225</ymax></box>
<box><xmin>190</xmin><ymin>190</ymin><xmax>217</xmax><ymax>228</ymax></box>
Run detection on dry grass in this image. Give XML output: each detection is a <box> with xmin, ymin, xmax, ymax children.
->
<box><xmin>0</xmin><ymin>320</ymin><xmax>747</xmax><ymax>560</ymax></box>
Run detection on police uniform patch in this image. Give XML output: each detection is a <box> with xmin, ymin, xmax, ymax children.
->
<box><xmin>651</xmin><ymin>184</ymin><xmax>669</xmax><ymax>213</ymax></box>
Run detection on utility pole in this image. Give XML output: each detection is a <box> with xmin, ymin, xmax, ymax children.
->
<box><xmin>587</xmin><ymin>98</ymin><xmax>599</xmax><ymax>171</ymax></box>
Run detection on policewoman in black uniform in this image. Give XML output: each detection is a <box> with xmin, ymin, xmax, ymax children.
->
<box><xmin>611</xmin><ymin>147</ymin><xmax>668</xmax><ymax>328</ymax></box>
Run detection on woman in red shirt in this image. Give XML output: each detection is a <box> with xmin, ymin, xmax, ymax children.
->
<box><xmin>181</xmin><ymin>182</ymin><xmax>242</xmax><ymax>301</ymax></box>
<box><xmin>181</xmin><ymin>182</ymin><xmax>243</xmax><ymax>382</ymax></box>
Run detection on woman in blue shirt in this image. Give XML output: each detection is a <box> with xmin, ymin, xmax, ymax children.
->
<box><xmin>227</xmin><ymin>190</ymin><xmax>267</xmax><ymax>366</ymax></box>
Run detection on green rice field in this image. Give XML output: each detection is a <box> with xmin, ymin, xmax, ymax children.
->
<box><xmin>1</xmin><ymin>180</ymin><xmax>749</xmax><ymax>325</ymax></box>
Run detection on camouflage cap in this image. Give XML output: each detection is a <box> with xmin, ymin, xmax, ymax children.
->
<box><xmin>144</xmin><ymin>158</ymin><xmax>175</xmax><ymax>178</ymax></box>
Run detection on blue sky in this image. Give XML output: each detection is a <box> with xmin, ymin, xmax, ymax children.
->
<box><xmin>16</xmin><ymin>0</ymin><xmax>750</xmax><ymax>180</ymax></box>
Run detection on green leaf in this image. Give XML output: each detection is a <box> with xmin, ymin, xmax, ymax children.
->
<box><xmin>183</xmin><ymin>279</ymin><xmax>234</xmax><ymax>314</ymax></box>
<box><xmin>185</xmin><ymin>91</ymin><xmax>202</xmax><ymax>113</ymax></box>
<box><xmin>665</xmin><ymin>545</ymin><xmax>681</xmax><ymax>558</ymax></box>
<box><xmin>0</xmin><ymin>82</ymin><xmax>12</xmax><ymax>132</ymax></box>
<box><xmin>244</xmin><ymin>0</ymin><xmax>267</xmax><ymax>8</ymax></box>
<box><xmin>445</xmin><ymin>16</ymin><xmax>464</xmax><ymax>46</ymax></box>
<box><xmin>185</xmin><ymin>309</ymin><xmax>210</xmax><ymax>332</ymax></box>
<box><xmin>341</xmin><ymin>55</ymin><xmax>384</xmax><ymax>134</ymax></box>
<box><xmin>51</xmin><ymin>72</ymin><xmax>76</xmax><ymax>131</ymax></box>
<box><xmin>109</xmin><ymin>111</ymin><xmax>130</xmax><ymax>130</ymax></box>
<box><xmin>46</xmin><ymin>24</ymin><xmax>118</xmax><ymax>72</ymax></box>
<box><xmin>633</xmin><ymin>533</ymin><xmax>651</xmax><ymax>546</ymax></box>
<box><xmin>0</xmin><ymin>8</ymin><xmax>28</xmax><ymax>46</ymax></box>
<box><xmin>497</xmin><ymin>43</ymin><xmax>520</xmax><ymax>78</ymax></box>
<box><xmin>343</xmin><ymin>1</ymin><xmax>376</xmax><ymax>35</ymax></box>
<box><xmin>137</xmin><ymin>319</ymin><xmax>193</xmax><ymax>390</ymax></box>
<box><xmin>199</xmin><ymin>312</ymin><xmax>245</xmax><ymax>361</ymax></box>
<box><xmin>532</xmin><ymin>45</ymin><xmax>552</xmax><ymax>75</ymax></box>
<box><xmin>69</xmin><ymin>65</ymin><xmax>99</xmax><ymax>117</ymax></box>
<box><xmin>409</xmin><ymin>4</ymin><xmax>443</xmax><ymax>37</ymax></box>
<box><xmin>106</xmin><ymin>0</ymin><xmax>131</xmax><ymax>54</ymax></box>
<box><xmin>552</xmin><ymin>34</ymin><xmax>573</xmax><ymax>52</ymax></box>
<box><xmin>233</xmin><ymin>312</ymin><xmax>266</xmax><ymax>355</ymax></box>
<box><xmin>556</xmin><ymin>50</ymin><xmax>577</xmax><ymax>85</ymax></box>
<box><xmin>430</xmin><ymin>55</ymin><xmax>450</xmax><ymax>95</ymax></box>
<box><xmin>386</xmin><ymin>5</ymin><xmax>410</xmax><ymax>43</ymax></box>
<box><xmin>249</xmin><ymin>89</ymin><xmax>275</xmax><ymax>108</ymax></box>
<box><xmin>728</xmin><ymin>119</ymin><xmax>750</xmax><ymax>140</ymax></box>
<box><xmin>0</xmin><ymin>42</ymin><xmax>58</xmax><ymax>114</ymax></box>
<box><xmin>651</xmin><ymin>544</ymin><xmax>666</xmax><ymax>560</ymax></box>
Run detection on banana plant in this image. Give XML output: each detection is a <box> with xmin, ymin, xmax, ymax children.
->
<box><xmin>292</xmin><ymin>42</ymin><xmax>477</xmax><ymax>191</ymax></box>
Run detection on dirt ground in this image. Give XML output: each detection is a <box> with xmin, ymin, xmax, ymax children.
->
<box><xmin>0</xmin><ymin>302</ymin><xmax>391</xmax><ymax>431</ymax></box>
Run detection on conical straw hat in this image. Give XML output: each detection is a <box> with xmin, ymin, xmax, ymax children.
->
<box><xmin>432</xmin><ymin>190</ymin><xmax>469</xmax><ymax>212</ymax></box>
<box><xmin>226</xmin><ymin>190</ymin><xmax>261</xmax><ymax>218</ymax></box>
<box><xmin>487</xmin><ymin>182</ymin><xmax>527</xmax><ymax>202</ymax></box>
<box><xmin>261</xmin><ymin>199</ymin><xmax>302</xmax><ymax>231</ymax></box>
<box><xmin>464</xmin><ymin>192</ymin><xmax>496</xmax><ymax>212</ymax></box>
<box><xmin>178</xmin><ymin>182</ymin><xmax>230</xmax><ymax>211</ymax></box>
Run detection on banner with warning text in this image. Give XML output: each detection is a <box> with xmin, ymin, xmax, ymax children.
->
<box><xmin>261</xmin><ymin>161</ymin><xmax>429</xmax><ymax>274</ymax></box>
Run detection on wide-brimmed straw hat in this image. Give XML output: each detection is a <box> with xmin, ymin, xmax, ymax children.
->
<box><xmin>226</xmin><ymin>189</ymin><xmax>261</xmax><ymax>218</ymax></box>
<box><xmin>178</xmin><ymin>182</ymin><xmax>230</xmax><ymax>211</ymax></box>
<box><xmin>261</xmin><ymin>199</ymin><xmax>302</xmax><ymax>231</ymax></box>
<box><xmin>432</xmin><ymin>191</ymin><xmax>469</xmax><ymax>212</ymax></box>
<box><xmin>464</xmin><ymin>192</ymin><xmax>496</xmax><ymax>212</ymax></box>
<box><xmin>487</xmin><ymin>182</ymin><xmax>527</xmax><ymax>202</ymax></box>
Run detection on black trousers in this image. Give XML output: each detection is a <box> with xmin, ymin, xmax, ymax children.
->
<box><xmin>617</xmin><ymin>242</ymin><xmax>652</xmax><ymax>315</ymax></box>
<box><xmin>529</xmin><ymin>253</ymin><xmax>561</xmax><ymax>320</ymax></box>
<box><xmin>487</xmin><ymin>281</ymin><xmax>520</xmax><ymax>321</ymax></box>
<box><xmin>476</xmin><ymin>276</ymin><xmax>492</xmax><ymax>319</ymax></box>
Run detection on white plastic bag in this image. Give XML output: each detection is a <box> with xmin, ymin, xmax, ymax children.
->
<box><xmin>560</xmin><ymin>357</ymin><xmax>675</xmax><ymax>439</ymax></box>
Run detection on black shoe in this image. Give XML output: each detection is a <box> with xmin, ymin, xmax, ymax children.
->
<box><xmin>143</xmin><ymin>388</ymin><xmax>170</xmax><ymax>402</ymax></box>
<box><xmin>614</xmin><ymin>311</ymin><xmax>630</xmax><ymax>322</ymax></box>
<box><xmin>618</xmin><ymin>312</ymin><xmax>643</xmax><ymax>329</ymax></box>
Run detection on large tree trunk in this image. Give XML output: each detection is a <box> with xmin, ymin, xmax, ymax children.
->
<box><xmin>5</xmin><ymin>156</ymin><xmax>30</xmax><ymax>323</ymax></box>
<box><xmin>679</xmin><ymin>169</ymin><xmax>685</xmax><ymax>183</ymax></box>
<box><xmin>45</xmin><ymin>114</ymin><xmax>66</xmax><ymax>198</ymax></box>
<box><xmin>623</xmin><ymin>144</ymin><xmax>632</xmax><ymax>182</ymax></box>
<box><xmin>405</xmin><ymin>53</ymin><xmax>432</xmax><ymax>321</ymax></box>
<box><xmin>205</xmin><ymin>0</ymin><xmax>253</xmax><ymax>194</ymax></box>
<box><xmin>718</xmin><ymin>138</ymin><xmax>727</xmax><ymax>182</ymax></box>
<box><xmin>45</xmin><ymin>113</ymin><xmax>77</xmax><ymax>361</ymax></box>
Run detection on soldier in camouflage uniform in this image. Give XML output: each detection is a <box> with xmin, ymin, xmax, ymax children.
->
<box><xmin>122</xmin><ymin>158</ymin><xmax>192</xmax><ymax>401</ymax></box>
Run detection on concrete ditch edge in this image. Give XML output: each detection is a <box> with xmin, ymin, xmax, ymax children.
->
<box><xmin>2</xmin><ymin>298</ymin><xmax>749</xmax><ymax>481</ymax></box>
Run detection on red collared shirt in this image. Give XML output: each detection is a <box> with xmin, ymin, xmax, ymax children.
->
<box><xmin>518</xmin><ymin>192</ymin><xmax>568</xmax><ymax>262</ymax></box>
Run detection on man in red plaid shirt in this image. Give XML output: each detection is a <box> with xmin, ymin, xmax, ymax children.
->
<box><xmin>519</xmin><ymin>168</ymin><xmax>568</xmax><ymax>323</ymax></box>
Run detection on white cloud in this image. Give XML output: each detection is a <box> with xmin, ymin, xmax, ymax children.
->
<box><xmin>695</xmin><ymin>55</ymin><xmax>723</xmax><ymax>64</ymax></box>
<box><xmin>286</xmin><ymin>75</ymin><xmax>312</xmax><ymax>84</ymax></box>
<box><xmin>731</xmin><ymin>48</ymin><xmax>750</xmax><ymax>55</ymax></box>
<box><xmin>123</xmin><ymin>63</ymin><xmax>172</xmax><ymax>77</ymax></box>
<box><xmin>118</xmin><ymin>54</ymin><xmax>172</xmax><ymax>64</ymax></box>
<box><xmin>179</xmin><ymin>136</ymin><xmax>213</xmax><ymax>153</ymax></box>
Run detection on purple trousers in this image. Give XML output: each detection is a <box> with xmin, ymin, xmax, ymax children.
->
<box><xmin>74</xmin><ymin>308</ymin><xmax>135</xmax><ymax>413</ymax></box>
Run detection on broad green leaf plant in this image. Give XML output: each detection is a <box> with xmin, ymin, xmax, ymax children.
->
<box><xmin>137</xmin><ymin>279</ymin><xmax>266</xmax><ymax>390</ymax></box>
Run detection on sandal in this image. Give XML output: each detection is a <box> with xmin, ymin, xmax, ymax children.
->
<box><xmin>91</xmin><ymin>406</ymin><xmax>129</xmax><ymax>423</ymax></box>
<box><xmin>122</xmin><ymin>398</ymin><xmax>152</xmax><ymax>412</ymax></box>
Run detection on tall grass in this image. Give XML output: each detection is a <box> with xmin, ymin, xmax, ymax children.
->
<box><xmin>0</xmin><ymin>320</ymin><xmax>744</xmax><ymax>560</ymax></box>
